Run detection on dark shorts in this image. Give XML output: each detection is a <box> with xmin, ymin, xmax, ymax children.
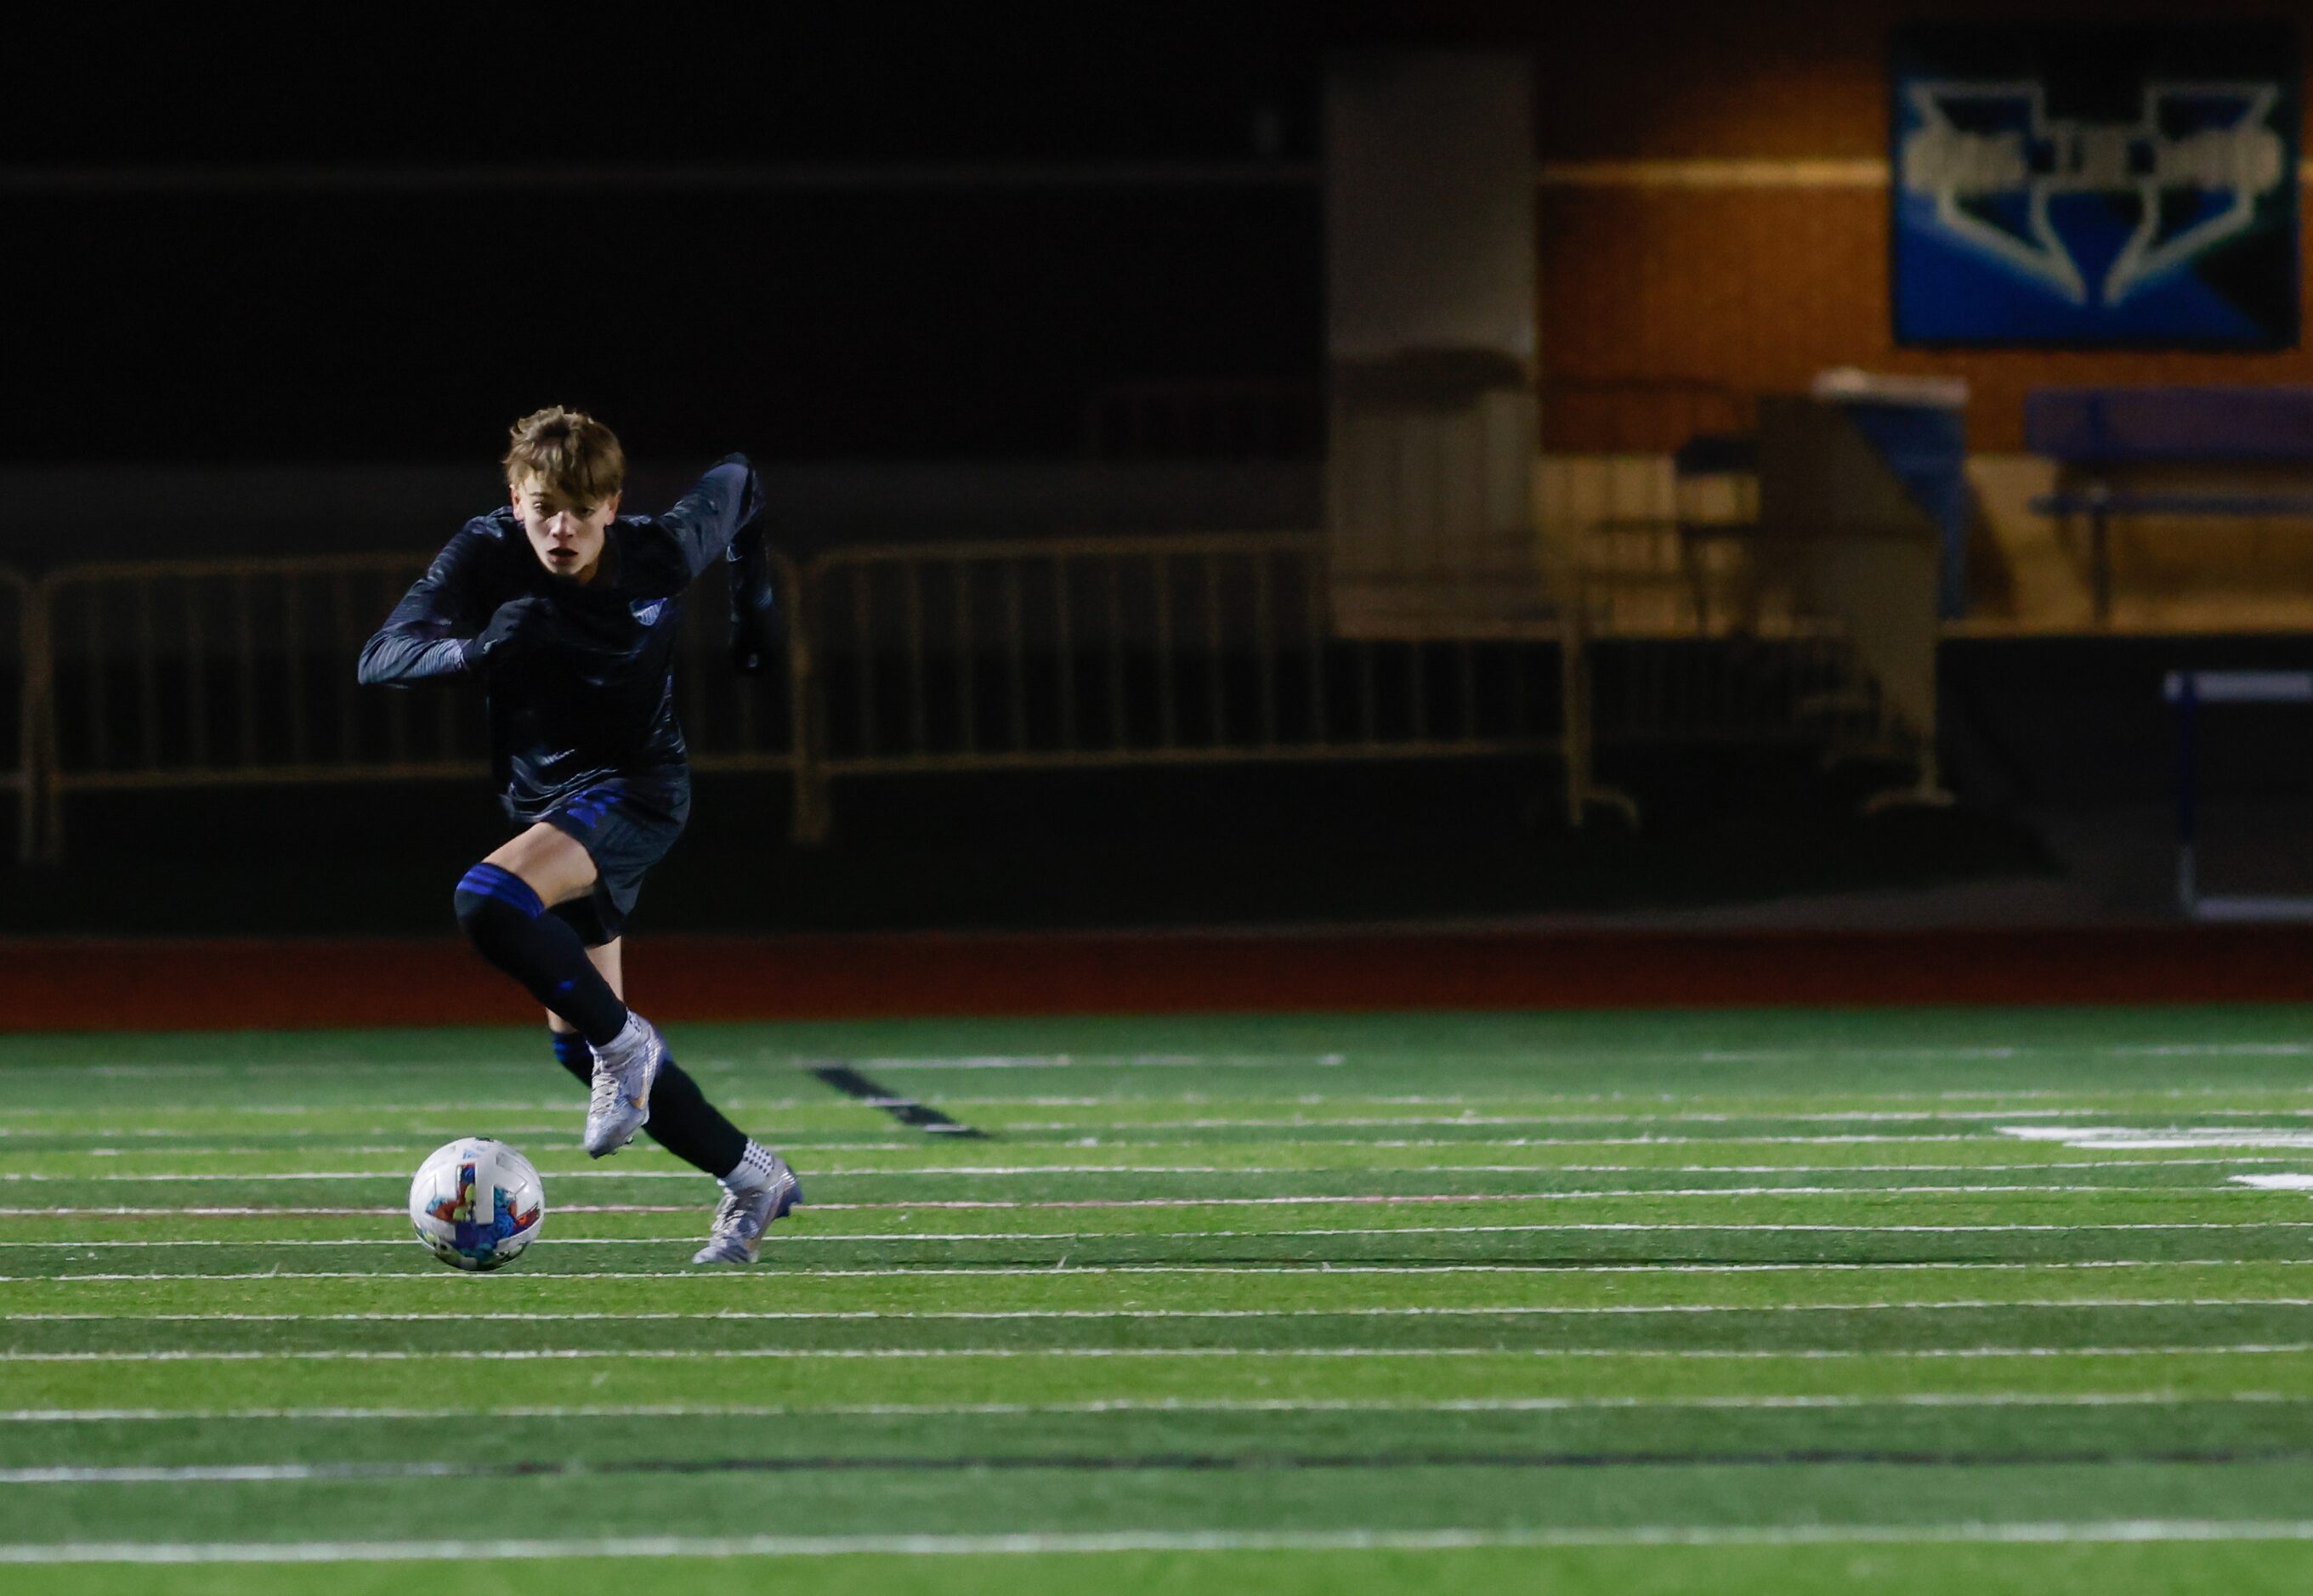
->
<box><xmin>535</xmin><ymin>779</ymin><xmax>690</xmax><ymax>947</ymax></box>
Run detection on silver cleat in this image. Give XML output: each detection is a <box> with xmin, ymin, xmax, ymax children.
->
<box><xmin>583</xmin><ymin>1015</ymin><xmax>664</xmax><ymax>1158</ymax></box>
<box><xmin>691</xmin><ymin>1157</ymin><xmax>804</xmax><ymax>1265</ymax></box>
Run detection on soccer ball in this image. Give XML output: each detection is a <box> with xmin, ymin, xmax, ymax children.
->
<box><xmin>408</xmin><ymin>1138</ymin><xmax>545</xmax><ymax>1271</ymax></box>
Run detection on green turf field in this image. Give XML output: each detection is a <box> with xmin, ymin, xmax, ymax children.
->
<box><xmin>3</xmin><ymin>1005</ymin><xmax>2312</xmax><ymax>1594</ymax></box>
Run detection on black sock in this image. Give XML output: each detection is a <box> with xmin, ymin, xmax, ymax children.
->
<box><xmin>550</xmin><ymin>1030</ymin><xmax>749</xmax><ymax>1179</ymax></box>
<box><xmin>454</xmin><ymin>863</ymin><xmax>628</xmax><ymax>1045</ymax></box>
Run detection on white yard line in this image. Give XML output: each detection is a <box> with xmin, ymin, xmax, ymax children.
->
<box><xmin>13</xmin><ymin>1259</ymin><xmax>2311</xmax><ymax>1283</ymax></box>
<box><xmin>0</xmin><ymin>1165</ymin><xmax>2293</xmax><ymax>1218</ymax></box>
<box><xmin>5</xmin><ymin>1343</ymin><xmax>2311</xmax><ymax>1364</ymax></box>
<box><xmin>18</xmin><ymin>1109</ymin><xmax>2313</xmax><ymax>1143</ymax></box>
<box><xmin>20</xmin><ymin>1258</ymin><xmax>2313</xmax><ymax>1282</ymax></box>
<box><xmin>0</xmin><ymin>1182</ymin><xmax>2289</xmax><ymax>1231</ymax></box>
<box><xmin>6</xmin><ymin>1080</ymin><xmax>2311</xmax><ymax>1118</ymax></box>
<box><xmin>2004</xmin><ymin>1128</ymin><xmax>2313</xmax><ymax>1152</ymax></box>
<box><xmin>6</xmin><ymin>1520</ymin><xmax>2313</xmax><ymax>1562</ymax></box>
<box><xmin>978</xmin><ymin>1108</ymin><xmax>2313</xmax><ymax>1129</ymax></box>
<box><xmin>7</xmin><ymin>1299</ymin><xmax>2306</xmax><ymax>1323</ymax></box>
<box><xmin>3</xmin><ymin>1392</ymin><xmax>2299</xmax><ymax>1423</ymax></box>
<box><xmin>6</xmin><ymin>1146</ymin><xmax>2202</xmax><ymax>1184</ymax></box>
<box><xmin>0</xmin><ymin>1219</ymin><xmax>2304</xmax><ymax>1251</ymax></box>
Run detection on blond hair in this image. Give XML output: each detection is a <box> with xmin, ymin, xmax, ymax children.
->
<box><xmin>502</xmin><ymin>407</ymin><xmax>626</xmax><ymax>503</ymax></box>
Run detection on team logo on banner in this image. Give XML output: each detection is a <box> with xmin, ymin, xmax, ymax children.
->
<box><xmin>1892</xmin><ymin>27</ymin><xmax>2299</xmax><ymax>348</ymax></box>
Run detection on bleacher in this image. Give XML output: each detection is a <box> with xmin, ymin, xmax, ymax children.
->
<box><xmin>2027</xmin><ymin>388</ymin><xmax>2313</xmax><ymax>624</ymax></box>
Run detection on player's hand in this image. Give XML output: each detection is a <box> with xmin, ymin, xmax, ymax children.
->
<box><xmin>726</xmin><ymin>524</ymin><xmax>787</xmax><ymax>675</ymax></box>
<box><xmin>463</xmin><ymin>597</ymin><xmax>553</xmax><ymax>670</ymax></box>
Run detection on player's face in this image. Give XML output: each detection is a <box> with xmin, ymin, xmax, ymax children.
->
<box><xmin>512</xmin><ymin>474</ymin><xmax>621</xmax><ymax>584</ymax></box>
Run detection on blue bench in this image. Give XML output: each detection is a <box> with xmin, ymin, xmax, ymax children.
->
<box><xmin>2027</xmin><ymin>388</ymin><xmax>2313</xmax><ymax>623</ymax></box>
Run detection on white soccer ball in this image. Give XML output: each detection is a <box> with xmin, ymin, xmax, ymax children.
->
<box><xmin>408</xmin><ymin>1138</ymin><xmax>545</xmax><ymax>1272</ymax></box>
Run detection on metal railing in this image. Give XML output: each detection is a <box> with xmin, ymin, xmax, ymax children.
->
<box><xmin>34</xmin><ymin>554</ymin><xmax>475</xmax><ymax>861</ymax></box>
<box><xmin>22</xmin><ymin>552</ymin><xmax>802</xmax><ymax>863</ymax></box>
<box><xmin>790</xmin><ymin>532</ymin><xmax>1583</xmax><ymax>841</ymax></box>
<box><xmin>9</xmin><ymin>531</ymin><xmax>1908</xmax><ymax>859</ymax></box>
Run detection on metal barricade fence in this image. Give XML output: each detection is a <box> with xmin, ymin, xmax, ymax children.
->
<box><xmin>14</xmin><ymin>538</ymin><xmax>1890</xmax><ymax>857</ymax></box>
<box><xmin>28</xmin><ymin>552</ymin><xmax>802</xmax><ymax>863</ymax></box>
<box><xmin>790</xmin><ymin>533</ymin><xmax>1580</xmax><ymax>841</ymax></box>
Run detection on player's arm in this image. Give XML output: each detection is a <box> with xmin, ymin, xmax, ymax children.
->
<box><xmin>643</xmin><ymin>454</ymin><xmax>765</xmax><ymax>588</ymax></box>
<box><xmin>356</xmin><ymin>523</ymin><xmax>500</xmax><ymax>687</ymax></box>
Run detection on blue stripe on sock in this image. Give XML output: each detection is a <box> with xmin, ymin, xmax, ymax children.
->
<box><xmin>456</xmin><ymin>863</ymin><xmax>543</xmax><ymax>919</ymax></box>
<box><xmin>550</xmin><ymin>1031</ymin><xmax>591</xmax><ymax>1068</ymax></box>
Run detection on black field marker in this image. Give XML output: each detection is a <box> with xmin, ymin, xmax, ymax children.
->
<box><xmin>809</xmin><ymin>1063</ymin><xmax>989</xmax><ymax>1140</ymax></box>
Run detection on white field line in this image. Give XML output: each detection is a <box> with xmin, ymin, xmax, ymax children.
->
<box><xmin>18</xmin><ymin>1258</ymin><xmax>2313</xmax><ymax>1276</ymax></box>
<box><xmin>836</xmin><ymin>1045</ymin><xmax>2313</xmax><ymax>1068</ymax></box>
<box><xmin>7</xmin><ymin>1299</ymin><xmax>2306</xmax><ymax>1323</ymax></box>
<box><xmin>0</xmin><ymin>1174</ymin><xmax>2276</xmax><ymax>1221</ymax></box>
<box><xmin>6</xmin><ymin>1081</ymin><xmax>2312</xmax><ymax>1119</ymax></box>
<box><xmin>15</xmin><ymin>1260</ymin><xmax>2313</xmax><ymax>1283</ymax></box>
<box><xmin>15</xmin><ymin>1108</ymin><xmax>2313</xmax><ymax>1143</ymax></box>
<box><xmin>0</xmin><ymin>1157</ymin><xmax>2304</xmax><ymax>1208</ymax></box>
<box><xmin>9</xmin><ymin>1521</ymin><xmax>2313</xmax><ymax>1562</ymax></box>
<box><xmin>3</xmin><ymin>1220</ymin><xmax>2307</xmax><ymax>1251</ymax></box>
<box><xmin>944</xmin><ymin>1090</ymin><xmax>2313</xmax><ymax>1107</ymax></box>
<box><xmin>2004</xmin><ymin>1128</ymin><xmax>2313</xmax><ymax>1152</ymax></box>
<box><xmin>0</xmin><ymin>1173</ymin><xmax>2278</xmax><ymax>1219</ymax></box>
<box><xmin>8</xmin><ymin>1343</ymin><xmax>2312</xmax><ymax>1364</ymax></box>
<box><xmin>0</xmin><ymin>1171</ymin><xmax>2284</xmax><ymax>1218</ymax></box>
<box><xmin>981</xmin><ymin>1109</ymin><xmax>2313</xmax><ymax>1129</ymax></box>
<box><xmin>27</xmin><ymin>1072</ymin><xmax>2313</xmax><ymax>1097</ymax></box>
<box><xmin>0</xmin><ymin>1147</ymin><xmax>2189</xmax><ymax>1185</ymax></box>
<box><xmin>43</xmin><ymin>1143</ymin><xmax>925</xmax><ymax>1157</ymax></box>
<box><xmin>10</xmin><ymin>1521</ymin><xmax>2313</xmax><ymax>1562</ymax></box>
<box><xmin>5</xmin><ymin>1392</ymin><xmax>2301</xmax><ymax>1423</ymax></box>
<box><xmin>4</xmin><ymin>1465</ymin><xmax>473</xmax><ymax>1484</ymax></box>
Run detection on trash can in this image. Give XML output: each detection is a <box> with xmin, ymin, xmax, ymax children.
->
<box><xmin>1811</xmin><ymin>370</ymin><xmax>1971</xmax><ymax>618</ymax></box>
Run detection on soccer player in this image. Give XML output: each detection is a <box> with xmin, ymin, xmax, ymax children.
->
<box><xmin>358</xmin><ymin>406</ymin><xmax>801</xmax><ymax>1264</ymax></box>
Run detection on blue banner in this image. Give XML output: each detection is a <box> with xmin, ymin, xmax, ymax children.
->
<box><xmin>1892</xmin><ymin>25</ymin><xmax>2299</xmax><ymax>348</ymax></box>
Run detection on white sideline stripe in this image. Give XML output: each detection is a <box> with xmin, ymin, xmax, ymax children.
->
<box><xmin>29</xmin><ymin>1109</ymin><xmax>2306</xmax><ymax>1143</ymax></box>
<box><xmin>6</xmin><ymin>1464</ymin><xmax>470</xmax><ymax>1484</ymax></box>
<box><xmin>9</xmin><ymin>1520</ymin><xmax>2313</xmax><ymax>1562</ymax></box>
<box><xmin>5</xmin><ymin>1154</ymin><xmax>2296</xmax><ymax>1186</ymax></box>
<box><xmin>0</xmin><ymin>1172</ymin><xmax>2279</xmax><ymax>1217</ymax></box>
<box><xmin>20</xmin><ymin>1143</ymin><xmax>923</xmax><ymax>1158</ymax></box>
<box><xmin>0</xmin><ymin>1145</ymin><xmax>2040</xmax><ymax>1180</ymax></box>
<box><xmin>0</xmin><ymin>1207</ymin><xmax>694</xmax><ymax>1218</ymax></box>
<box><xmin>2003</xmin><ymin>1127</ymin><xmax>2313</xmax><ymax>1152</ymax></box>
<box><xmin>982</xmin><ymin>1108</ymin><xmax>2313</xmax><ymax>1129</ymax></box>
<box><xmin>4</xmin><ymin>1082</ymin><xmax>2308</xmax><ymax>1119</ymax></box>
<box><xmin>8</xmin><ymin>1343</ymin><xmax>2310</xmax><ymax>1364</ymax></box>
<box><xmin>2237</xmin><ymin>1174</ymin><xmax>2313</xmax><ymax>1191</ymax></box>
<box><xmin>14</xmin><ymin>1259</ymin><xmax>2310</xmax><ymax>1283</ymax></box>
<box><xmin>9</xmin><ymin>1156</ymin><xmax>2304</xmax><ymax>1180</ymax></box>
<box><xmin>6</xmin><ymin>1392</ymin><xmax>2299</xmax><ymax>1423</ymax></box>
<box><xmin>9</xmin><ymin>1299</ymin><xmax>2306</xmax><ymax>1323</ymax></box>
<box><xmin>6</xmin><ymin>1181</ymin><xmax>2282</xmax><ymax>1210</ymax></box>
<box><xmin>2</xmin><ymin>1220</ymin><xmax>2304</xmax><ymax>1251</ymax></box>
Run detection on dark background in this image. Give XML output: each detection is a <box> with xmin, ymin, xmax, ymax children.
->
<box><xmin>2</xmin><ymin>8</ymin><xmax>1455</xmax><ymax>463</ymax></box>
<box><xmin>3</xmin><ymin>3</ymin><xmax>2300</xmax><ymax>934</ymax></box>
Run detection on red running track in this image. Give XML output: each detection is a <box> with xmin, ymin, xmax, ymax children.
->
<box><xmin>0</xmin><ymin>927</ymin><xmax>2309</xmax><ymax>1032</ymax></box>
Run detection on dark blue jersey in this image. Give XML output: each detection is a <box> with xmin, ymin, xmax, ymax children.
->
<box><xmin>357</xmin><ymin>456</ymin><xmax>761</xmax><ymax>821</ymax></box>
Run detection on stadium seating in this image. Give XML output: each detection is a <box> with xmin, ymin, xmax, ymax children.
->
<box><xmin>2027</xmin><ymin>388</ymin><xmax>2313</xmax><ymax>623</ymax></box>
